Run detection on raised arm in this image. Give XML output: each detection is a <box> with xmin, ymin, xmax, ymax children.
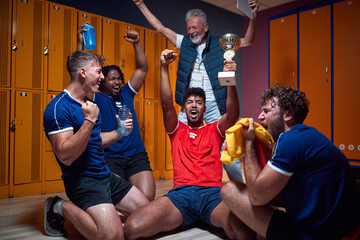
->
<box><xmin>239</xmin><ymin>0</ymin><xmax>259</xmax><ymax>48</ymax></box>
<box><xmin>125</xmin><ymin>30</ymin><xmax>148</xmax><ymax>92</ymax></box>
<box><xmin>160</xmin><ymin>49</ymin><xmax>178</xmax><ymax>132</ymax></box>
<box><xmin>76</xmin><ymin>22</ymin><xmax>88</xmax><ymax>51</ymax></box>
<box><xmin>218</xmin><ymin>60</ymin><xmax>240</xmax><ymax>135</ymax></box>
<box><xmin>132</xmin><ymin>0</ymin><xmax>177</xmax><ymax>46</ymax></box>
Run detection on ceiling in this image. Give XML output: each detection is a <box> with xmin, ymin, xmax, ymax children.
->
<box><xmin>201</xmin><ymin>0</ymin><xmax>297</xmax><ymax>16</ymax></box>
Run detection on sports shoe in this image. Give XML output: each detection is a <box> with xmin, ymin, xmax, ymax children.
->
<box><xmin>44</xmin><ymin>196</ymin><xmax>67</xmax><ymax>236</ymax></box>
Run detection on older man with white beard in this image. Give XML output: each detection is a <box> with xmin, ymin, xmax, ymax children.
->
<box><xmin>132</xmin><ymin>0</ymin><xmax>259</xmax><ymax>182</ymax></box>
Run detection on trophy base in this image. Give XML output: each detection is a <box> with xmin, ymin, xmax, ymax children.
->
<box><xmin>218</xmin><ymin>71</ymin><xmax>236</xmax><ymax>86</ymax></box>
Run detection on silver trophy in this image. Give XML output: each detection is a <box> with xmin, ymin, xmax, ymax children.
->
<box><xmin>218</xmin><ymin>33</ymin><xmax>241</xmax><ymax>86</ymax></box>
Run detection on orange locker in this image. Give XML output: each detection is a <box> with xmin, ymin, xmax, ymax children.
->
<box><xmin>144</xmin><ymin>30</ymin><xmax>166</xmax><ymax>100</ymax></box>
<box><xmin>47</xmin><ymin>3</ymin><xmax>76</xmax><ymax>92</ymax></box>
<box><xmin>143</xmin><ymin>100</ymin><xmax>166</xmax><ymax>180</ymax></box>
<box><xmin>269</xmin><ymin>14</ymin><xmax>297</xmax><ymax>88</ymax></box>
<box><xmin>134</xmin><ymin>98</ymin><xmax>144</xmax><ymax>140</ymax></box>
<box><xmin>12</xmin><ymin>90</ymin><xmax>43</xmax><ymax>196</ymax></box>
<box><xmin>102</xmin><ymin>18</ymin><xmax>122</xmax><ymax>67</ymax></box>
<box><xmin>11</xmin><ymin>0</ymin><xmax>45</xmax><ymax>90</ymax></box>
<box><xmin>121</xmin><ymin>23</ymin><xmax>145</xmax><ymax>100</ymax></box>
<box><xmin>299</xmin><ymin>5</ymin><xmax>331</xmax><ymax>139</ymax></box>
<box><xmin>333</xmin><ymin>0</ymin><xmax>360</xmax><ymax>163</ymax></box>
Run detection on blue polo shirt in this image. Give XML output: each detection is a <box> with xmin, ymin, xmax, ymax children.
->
<box><xmin>94</xmin><ymin>82</ymin><xmax>146</xmax><ymax>158</ymax></box>
<box><xmin>43</xmin><ymin>90</ymin><xmax>111</xmax><ymax>178</ymax></box>
<box><xmin>268</xmin><ymin>124</ymin><xmax>359</xmax><ymax>239</ymax></box>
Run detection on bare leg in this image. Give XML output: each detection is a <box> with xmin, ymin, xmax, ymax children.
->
<box><xmin>210</xmin><ymin>201</ymin><xmax>256</xmax><ymax>240</ymax></box>
<box><xmin>221</xmin><ymin>180</ymin><xmax>275</xmax><ymax>238</ymax></box>
<box><xmin>63</xmin><ymin>201</ymin><xmax>123</xmax><ymax>240</ymax></box>
<box><xmin>124</xmin><ymin>196</ymin><xmax>183</xmax><ymax>239</ymax></box>
<box><xmin>128</xmin><ymin>170</ymin><xmax>156</xmax><ymax>201</ymax></box>
<box><xmin>115</xmin><ymin>185</ymin><xmax>149</xmax><ymax>215</ymax></box>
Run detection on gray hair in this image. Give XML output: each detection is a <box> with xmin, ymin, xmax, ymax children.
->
<box><xmin>66</xmin><ymin>51</ymin><xmax>105</xmax><ymax>79</ymax></box>
<box><xmin>185</xmin><ymin>9</ymin><xmax>207</xmax><ymax>25</ymax></box>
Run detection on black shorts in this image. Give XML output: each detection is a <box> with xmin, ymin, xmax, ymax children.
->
<box><xmin>105</xmin><ymin>151</ymin><xmax>152</xmax><ymax>180</ymax></box>
<box><xmin>63</xmin><ymin>173</ymin><xmax>132</xmax><ymax>210</ymax></box>
<box><xmin>266</xmin><ymin>210</ymin><xmax>300</xmax><ymax>240</ymax></box>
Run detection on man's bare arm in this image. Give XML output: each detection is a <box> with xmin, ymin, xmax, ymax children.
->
<box><xmin>132</xmin><ymin>0</ymin><xmax>177</xmax><ymax>45</ymax></box>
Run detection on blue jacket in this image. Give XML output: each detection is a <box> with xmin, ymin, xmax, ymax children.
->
<box><xmin>175</xmin><ymin>32</ymin><xmax>227</xmax><ymax>114</ymax></box>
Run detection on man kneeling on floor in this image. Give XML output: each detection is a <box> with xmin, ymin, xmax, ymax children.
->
<box><xmin>123</xmin><ymin>49</ymin><xmax>256</xmax><ymax>239</ymax></box>
<box><xmin>221</xmin><ymin>85</ymin><xmax>360</xmax><ymax>239</ymax></box>
<box><xmin>43</xmin><ymin>50</ymin><xmax>149</xmax><ymax>239</ymax></box>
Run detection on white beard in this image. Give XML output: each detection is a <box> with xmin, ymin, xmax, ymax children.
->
<box><xmin>190</xmin><ymin>33</ymin><xmax>205</xmax><ymax>45</ymax></box>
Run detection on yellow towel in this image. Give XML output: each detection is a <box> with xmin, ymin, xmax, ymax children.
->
<box><xmin>221</xmin><ymin>118</ymin><xmax>274</xmax><ymax>166</ymax></box>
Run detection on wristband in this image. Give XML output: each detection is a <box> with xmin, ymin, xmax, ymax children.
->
<box><xmin>84</xmin><ymin>118</ymin><xmax>96</xmax><ymax>125</ymax></box>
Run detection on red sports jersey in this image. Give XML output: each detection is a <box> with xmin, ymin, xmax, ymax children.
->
<box><xmin>168</xmin><ymin>121</ymin><xmax>225</xmax><ymax>188</ymax></box>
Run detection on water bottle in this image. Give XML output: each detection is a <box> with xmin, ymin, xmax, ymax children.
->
<box><xmin>82</xmin><ymin>24</ymin><xmax>96</xmax><ymax>51</ymax></box>
<box><xmin>118</xmin><ymin>105</ymin><xmax>130</xmax><ymax>136</ymax></box>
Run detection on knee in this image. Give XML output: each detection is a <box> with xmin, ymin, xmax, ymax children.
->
<box><xmin>123</xmin><ymin>219</ymin><xmax>140</xmax><ymax>240</ymax></box>
<box><xmin>221</xmin><ymin>181</ymin><xmax>236</xmax><ymax>202</ymax></box>
<box><xmin>97</xmin><ymin>228</ymin><xmax>124</xmax><ymax>240</ymax></box>
<box><xmin>143</xmin><ymin>189</ymin><xmax>155</xmax><ymax>201</ymax></box>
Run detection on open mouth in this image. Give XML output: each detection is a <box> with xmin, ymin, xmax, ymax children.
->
<box><xmin>190</xmin><ymin>33</ymin><xmax>198</xmax><ymax>39</ymax></box>
<box><xmin>113</xmin><ymin>85</ymin><xmax>120</xmax><ymax>93</ymax></box>
<box><xmin>190</xmin><ymin>109</ymin><xmax>198</xmax><ymax>118</ymax></box>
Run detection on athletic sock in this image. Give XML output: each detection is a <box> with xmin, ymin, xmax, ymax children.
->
<box><xmin>53</xmin><ymin>199</ymin><xmax>66</xmax><ymax>217</ymax></box>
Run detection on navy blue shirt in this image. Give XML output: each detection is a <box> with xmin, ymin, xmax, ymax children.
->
<box><xmin>268</xmin><ymin>124</ymin><xmax>359</xmax><ymax>239</ymax></box>
<box><xmin>43</xmin><ymin>90</ymin><xmax>111</xmax><ymax>178</ymax></box>
<box><xmin>94</xmin><ymin>83</ymin><xmax>146</xmax><ymax>158</ymax></box>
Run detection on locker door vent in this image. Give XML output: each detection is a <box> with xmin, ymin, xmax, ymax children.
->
<box><xmin>31</xmin><ymin>93</ymin><xmax>41</xmax><ymax>181</ymax></box>
<box><xmin>0</xmin><ymin>0</ymin><xmax>10</xmax><ymax>87</ymax></box>
<box><xmin>0</xmin><ymin>91</ymin><xmax>9</xmax><ymax>184</ymax></box>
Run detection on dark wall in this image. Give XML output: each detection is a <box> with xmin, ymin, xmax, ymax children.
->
<box><xmin>47</xmin><ymin>0</ymin><xmax>245</xmax><ymax>40</ymax></box>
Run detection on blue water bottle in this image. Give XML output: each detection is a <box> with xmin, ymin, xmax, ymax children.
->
<box><xmin>118</xmin><ymin>105</ymin><xmax>130</xmax><ymax>136</ymax></box>
<box><xmin>82</xmin><ymin>24</ymin><xmax>96</xmax><ymax>51</ymax></box>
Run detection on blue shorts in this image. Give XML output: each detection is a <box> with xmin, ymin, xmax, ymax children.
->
<box><xmin>165</xmin><ymin>185</ymin><xmax>222</xmax><ymax>227</ymax></box>
<box><xmin>63</xmin><ymin>173</ymin><xmax>132</xmax><ymax>210</ymax></box>
<box><xmin>105</xmin><ymin>151</ymin><xmax>152</xmax><ymax>180</ymax></box>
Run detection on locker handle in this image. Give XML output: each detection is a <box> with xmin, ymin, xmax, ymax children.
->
<box><xmin>10</xmin><ymin>121</ymin><xmax>15</xmax><ymax>132</ymax></box>
<box><xmin>121</xmin><ymin>59</ymin><xmax>125</xmax><ymax>69</ymax></box>
<box><xmin>10</xmin><ymin>119</ymin><xmax>23</xmax><ymax>131</ymax></box>
<box><xmin>12</xmin><ymin>41</ymin><xmax>18</xmax><ymax>51</ymax></box>
<box><xmin>43</xmin><ymin>45</ymin><xmax>49</xmax><ymax>56</ymax></box>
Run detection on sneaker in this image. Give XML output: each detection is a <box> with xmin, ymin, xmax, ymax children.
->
<box><xmin>44</xmin><ymin>196</ymin><xmax>67</xmax><ymax>236</ymax></box>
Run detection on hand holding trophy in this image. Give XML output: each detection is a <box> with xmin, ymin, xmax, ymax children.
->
<box><xmin>218</xmin><ymin>33</ymin><xmax>241</xmax><ymax>86</ymax></box>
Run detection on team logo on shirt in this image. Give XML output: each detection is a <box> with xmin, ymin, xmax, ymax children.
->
<box><xmin>189</xmin><ymin>132</ymin><xmax>197</xmax><ymax>139</ymax></box>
